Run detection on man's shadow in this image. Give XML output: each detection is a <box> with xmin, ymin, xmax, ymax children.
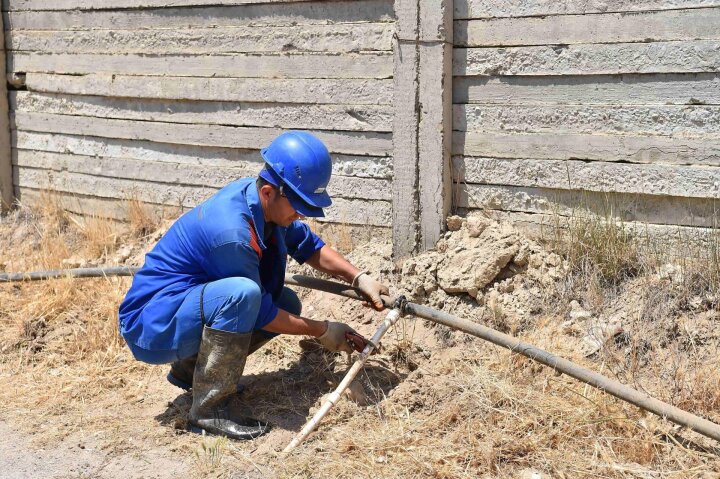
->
<box><xmin>155</xmin><ymin>347</ymin><xmax>408</xmax><ymax>433</ymax></box>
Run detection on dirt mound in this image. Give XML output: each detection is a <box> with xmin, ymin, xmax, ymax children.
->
<box><xmin>395</xmin><ymin>214</ymin><xmax>564</xmax><ymax>338</ymax></box>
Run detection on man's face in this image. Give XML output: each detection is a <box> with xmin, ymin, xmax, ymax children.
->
<box><xmin>260</xmin><ymin>184</ymin><xmax>305</xmax><ymax>227</ymax></box>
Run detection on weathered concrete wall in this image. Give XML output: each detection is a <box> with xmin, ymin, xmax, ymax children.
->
<box><xmin>5</xmin><ymin>0</ymin><xmax>394</xmax><ymax>230</ymax></box>
<box><xmin>452</xmin><ymin>0</ymin><xmax>720</xmax><ymax>236</ymax></box>
<box><xmin>9</xmin><ymin>0</ymin><xmax>718</xmax><ymax>251</ymax></box>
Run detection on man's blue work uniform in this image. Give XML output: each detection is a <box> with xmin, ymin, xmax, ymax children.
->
<box><xmin>118</xmin><ymin>177</ymin><xmax>325</xmax><ymax>365</ymax></box>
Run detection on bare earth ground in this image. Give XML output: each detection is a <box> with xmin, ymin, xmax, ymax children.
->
<box><xmin>1</xmin><ymin>201</ymin><xmax>720</xmax><ymax>478</ymax></box>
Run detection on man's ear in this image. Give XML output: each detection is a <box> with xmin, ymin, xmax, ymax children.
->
<box><xmin>259</xmin><ymin>184</ymin><xmax>275</xmax><ymax>201</ymax></box>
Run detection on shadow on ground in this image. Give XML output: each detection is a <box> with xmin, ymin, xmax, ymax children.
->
<box><xmin>154</xmin><ymin>348</ymin><xmax>409</xmax><ymax>433</ymax></box>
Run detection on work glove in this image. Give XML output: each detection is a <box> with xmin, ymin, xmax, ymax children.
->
<box><xmin>352</xmin><ymin>271</ymin><xmax>390</xmax><ymax>311</ymax></box>
<box><xmin>317</xmin><ymin>321</ymin><xmax>359</xmax><ymax>354</ymax></box>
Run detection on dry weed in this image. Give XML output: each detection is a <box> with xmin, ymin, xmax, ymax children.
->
<box><xmin>75</xmin><ymin>214</ymin><xmax>119</xmax><ymax>258</ymax></box>
<box><xmin>126</xmin><ymin>196</ymin><xmax>160</xmax><ymax>238</ymax></box>
<box><xmin>31</xmin><ymin>192</ymin><xmax>72</xmax><ymax>269</ymax></box>
<box><xmin>33</xmin><ymin>190</ymin><xmax>70</xmax><ymax>232</ymax></box>
<box><xmin>553</xmin><ymin>209</ymin><xmax>641</xmax><ymax>289</ymax></box>
<box><xmin>193</xmin><ymin>436</ymin><xmax>230</xmax><ymax>476</ymax></box>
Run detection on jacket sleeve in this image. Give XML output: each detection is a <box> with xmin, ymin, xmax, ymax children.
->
<box><xmin>200</xmin><ymin>230</ymin><xmax>278</xmax><ymax>328</ymax></box>
<box><xmin>285</xmin><ymin>220</ymin><xmax>325</xmax><ymax>264</ymax></box>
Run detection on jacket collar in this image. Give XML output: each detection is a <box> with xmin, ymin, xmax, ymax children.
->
<box><xmin>246</xmin><ymin>179</ymin><xmax>268</xmax><ymax>250</ymax></box>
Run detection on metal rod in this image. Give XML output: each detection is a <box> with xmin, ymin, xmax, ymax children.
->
<box><xmin>283</xmin><ymin>307</ymin><xmax>402</xmax><ymax>453</ymax></box>
<box><xmin>3</xmin><ymin>267</ymin><xmax>720</xmax><ymax>442</ymax></box>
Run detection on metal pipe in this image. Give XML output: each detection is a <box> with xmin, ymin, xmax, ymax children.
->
<box><xmin>285</xmin><ymin>274</ymin><xmax>720</xmax><ymax>443</ymax></box>
<box><xmin>3</xmin><ymin>267</ymin><xmax>720</xmax><ymax>442</ymax></box>
<box><xmin>0</xmin><ymin>266</ymin><xmax>139</xmax><ymax>282</ymax></box>
<box><xmin>283</xmin><ymin>306</ymin><xmax>403</xmax><ymax>453</ymax></box>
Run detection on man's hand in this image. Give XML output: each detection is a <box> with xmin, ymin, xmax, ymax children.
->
<box><xmin>317</xmin><ymin>321</ymin><xmax>360</xmax><ymax>354</ymax></box>
<box><xmin>353</xmin><ymin>272</ymin><xmax>390</xmax><ymax>311</ymax></box>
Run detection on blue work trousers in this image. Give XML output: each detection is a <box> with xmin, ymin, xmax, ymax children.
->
<box><xmin>128</xmin><ymin>277</ymin><xmax>301</xmax><ymax>364</ymax></box>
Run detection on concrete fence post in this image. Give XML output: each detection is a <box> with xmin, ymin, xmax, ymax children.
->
<box><xmin>392</xmin><ymin>0</ymin><xmax>421</xmax><ymax>259</ymax></box>
<box><xmin>0</xmin><ymin>12</ymin><xmax>12</xmax><ymax>211</ymax></box>
<box><xmin>418</xmin><ymin>0</ymin><xmax>453</xmax><ymax>252</ymax></box>
<box><xmin>392</xmin><ymin>0</ymin><xmax>453</xmax><ymax>259</ymax></box>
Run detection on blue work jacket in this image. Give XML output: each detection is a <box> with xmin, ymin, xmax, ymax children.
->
<box><xmin>118</xmin><ymin>177</ymin><xmax>325</xmax><ymax>352</ymax></box>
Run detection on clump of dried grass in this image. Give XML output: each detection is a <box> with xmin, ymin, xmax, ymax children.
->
<box><xmin>73</xmin><ymin>214</ymin><xmax>120</xmax><ymax>258</ymax></box>
<box><xmin>32</xmin><ymin>192</ymin><xmax>73</xmax><ymax>269</ymax></box>
<box><xmin>33</xmin><ymin>190</ymin><xmax>71</xmax><ymax>233</ymax></box>
<box><xmin>552</xmin><ymin>208</ymin><xmax>641</xmax><ymax>290</ymax></box>
<box><xmin>126</xmin><ymin>196</ymin><xmax>160</xmax><ymax>238</ymax></box>
<box><xmin>676</xmin><ymin>230</ymin><xmax>720</xmax><ymax>310</ymax></box>
<box><xmin>193</xmin><ymin>436</ymin><xmax>230</xmax><ymax>476</ymax></box>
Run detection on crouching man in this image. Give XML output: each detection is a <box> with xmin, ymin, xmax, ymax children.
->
<box><xmin>118</xmin><ymin>131</ymin><xmax>389</xmax><ymax>440</ymax></box>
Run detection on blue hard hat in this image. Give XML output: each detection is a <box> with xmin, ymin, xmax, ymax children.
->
<box><xmin>259</xmin><ymin>131</ymin><xmax>333</xmax><ymax>217</ymax></box>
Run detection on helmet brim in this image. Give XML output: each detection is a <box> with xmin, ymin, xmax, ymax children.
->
<box><xmin>284</xmin><ymin>181</ymin><xmax>333</xmax><ymax>209</ymax></box>
<box><xmin>284</xmin><ymin>186</ymin><xmax>326</xmax><ymax>218</ymax></box>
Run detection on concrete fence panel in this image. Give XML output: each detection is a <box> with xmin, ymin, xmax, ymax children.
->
<box><xmin>5</xmin><ymin>0</ymin><xmax>720</xmax><ymax>255</ymax></box>
<box><xmin>5</xmin><ymin>0</ymin><xmax>395</xmax><ymax>241</ymax></box>
<box><xmin>452</xmin><ymin>1</ymin><xmax>720</xmax><ymax>240</ymax></box>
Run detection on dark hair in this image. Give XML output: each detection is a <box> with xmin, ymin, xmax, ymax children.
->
<box><xmin>256</xmin><ymin>175</ymin><xmax>273</xmax><ymax>189</ymax></box>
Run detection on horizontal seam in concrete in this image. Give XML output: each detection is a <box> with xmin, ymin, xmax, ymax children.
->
<box><xmin>478</xmin><ymin>208</ymin><xmax>720</xmax><ymax>232</ymax></box>
<box><xmin>455</xmin><ymin>4</ymin><xmax>720</xmax><ymax>21</ymax></box>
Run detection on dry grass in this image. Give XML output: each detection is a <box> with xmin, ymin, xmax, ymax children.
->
<box><xmin>194</xmin><ymin>436</ymin><xmax>230</xmax><ymax>475</ymax></box>
<box><xmin>277</xmin><ymin>335</ymin><xmax>720</xmax><ymax>478</ymax></box>
<box><xmin>31</xmin><ymin>192</ymin><xmax>73</xmax><ymax>269</ymax></box>
<box><xmin>549</xmin><ymin>201</ymin><xmax>720</xmax><ymax>304</ymax></box>
<box><xmin>0</xmin><ymin>194</ymin><xmax>157</xmax><ymax>444</ymax></box>
<box><xmin>126</xmin><ymin>196</ymin><xmax>161</xmax><ymax>237</ymax></box>
<box><xmin>74</xmin><ymin>214</ymin><xmax>120</xmax><ymax>258</ymax></box>
<box><xmin>551</xmin><ymin>208</ymin><xmax>641</xmax><ymax>289</ymax></box>
<box><xmin>2</xmin><ymin>196</ymin><xmax>720</xmax><ymax>478</ymax></box>
<box><xmin>543</xmin><ymin>206</ymin><xmax>720</xmax><ymax>443</ymax></box>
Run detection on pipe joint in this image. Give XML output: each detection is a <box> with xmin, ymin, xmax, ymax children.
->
<box><xmin>393</xmin><ymin>295</ymin><xmax>409</xmax><ymax>316</ymax></box>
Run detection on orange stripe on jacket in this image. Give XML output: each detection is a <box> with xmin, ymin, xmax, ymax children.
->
<box><xmin>248</xmin><ymin>221</ymin><xmax>263</xmax><ymax>260</ymax></box>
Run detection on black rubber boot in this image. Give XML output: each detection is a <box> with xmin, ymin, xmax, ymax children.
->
<box><xmin>248</xmin><ymin>331</ymin><xmax>274</xmax><ymax>356</ymax></box>
<box><xmin>166</xmin><ymin>354</ymin><xmax>197</xmax><ymax>391</ymax></box>
<box><xmin>188</xmin><ymin>326</ymin><xmax>271</xmax><ymax>441</ymax></box>
<box><xmin>167</xmin><ymin>331</ymin><xmax>273</xmax><ymax>391</ymax></box>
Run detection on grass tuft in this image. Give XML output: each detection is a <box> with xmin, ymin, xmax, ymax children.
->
<box><xmin>126</xmin><ymin>196</ymin><xmax>160</xmax><ymax>238</ymax></box>
<box><xmin>76</xmin><ymin>214</ymin><xmax>119</xmax><ymax>259</ymax></box>
<box><xmin>553</xmin><ymin>208</ymin><xmax>640</xmax><ymax>288</ymax></box>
